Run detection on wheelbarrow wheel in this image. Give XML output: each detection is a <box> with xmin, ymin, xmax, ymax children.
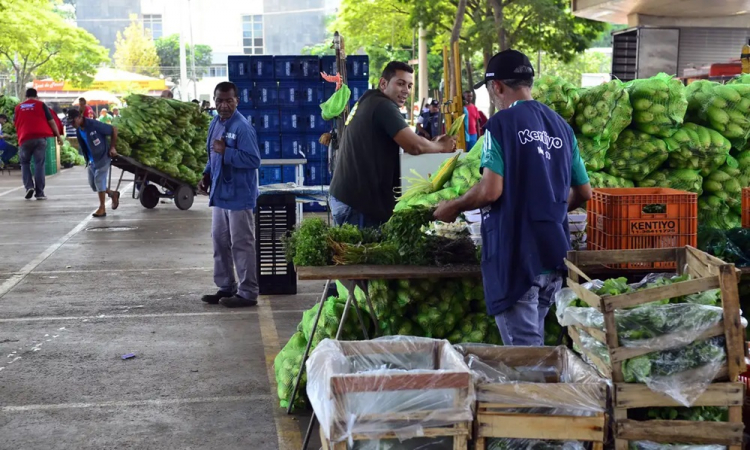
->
<box><xmin>140</xmin><ymin>184</ymin><xmax>160</xmax><ymax>209</ymax></box>
<box><xmin>174</xmin><ymin>184</ymin><xmax>194</xmax><ymax>211</ymax></box>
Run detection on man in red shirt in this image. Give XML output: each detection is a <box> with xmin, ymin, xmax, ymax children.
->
<box><xmin>14</xmin><ymin>88</ymin><xmax>63</xmax><ymax>200</ymax></box>
<box><xmin>463</xmin><ymin>90</ymin><xmax>481</xmax><ymax>150</ymax></box>
<box><xmin>79</xmin><ymin>97</ymin><xmax>95</xmax><ymax>119</ymax></box>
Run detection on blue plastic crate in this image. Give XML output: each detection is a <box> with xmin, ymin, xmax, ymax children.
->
<box><xmin>253</xmin><ymin>82</ymin><xmax>278</xmax><ymax>107</ymax></box>
<box><xmin>256</xmin><ymin>134</ymin><xmax>281</xmax><ymax>159</ymax></box>
<box><xmin>277</xmin><ymin>81</ymin><xmax>300</xmax><ymax>107</ymax></box>
<box><xmin>303</xmin><ymin>135</ymin><xmax>328</xmax><ymax>161</ymax></box>
<box><xmin>299</xmin><ymin>56</ymin><xmax>321</xmax><ymax>80</ymax></box>
<box><xmin>303</xmin><ymin>108</ymin><xmax>328</xmax><ymax>133</ymax></box>
<box><xmin>249</xmin><ymin>56</ymin><xmax>274</xmax><ymax>79</ymax></box>
<box><xmin>228</xmin><ymin>55</ymin><xmax>251</xmax><ymax>81</ymax></box>
<box><xmin>236</xmin><ymin>82</ymin><xmax>254</xmax><ymax>109</ymax></box>
<box><xmin>320</xmin><ymin>56</ymin><xmax>338</xmax><ymax>77</ymax></box>
<box><xmin>303</xmin><ymin>202</ymin><xmax>328</xmax><ymax>213</ymax></box>
<box><xmin>280</xmin><ymin>134</ymin><xmax>304</xmax><ymax>159</ymax></box>
<box><xmin>282</xmin><ymin>165</ymin><xmax>297</xmax><ymax>183</ymax></box>
<box><xmin>323</xmin><ymin>82</ymin><xmax>336</xmax><ymax>102</ymax></box>
<box><xmin>259</xmin><ymin>166</ymin><xmax>282</xmax><ymax>185</ymax></box>
<box><xmin>347</xmin><ymin>55</ymin><xmax>370</xmax><ymax>80</ymax></box>
<box><xmin>274</xmin><ymin>56</ymin><xmax>321</xmax><ymax>80</ymax></box>
<box><xmin>303</xmin><ymin>163</ymin><xmax>331</xmax><ymax>186</ymax></box>
<box><xmin>279</xmin><ymin>109</ymin><xmax>307</xmax><ymax>134</ymax></box>
<box><xmin>298</xmin><ymin>82</ymin><xmax>324</xmax><ymax>107</ymax></box>
<box><xmin>349</xmin><ymin>81</ymin><xmax>369</xmax><ymax>105</ymax></box>
<box><xmin>249</xmin><ymin>109</ymin><xmax>280</xmax><ymax>133</ymax></box>
<box><xmin>239</xmin><ymin>107</ymin><xmax>254</xmax><ymax>125</ymax></box>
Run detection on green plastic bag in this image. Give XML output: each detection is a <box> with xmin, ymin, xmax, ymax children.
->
<box><xmin>320</xmin><ymin>84</ymin><xmax>351</xmax><ymax>120</ymax></box>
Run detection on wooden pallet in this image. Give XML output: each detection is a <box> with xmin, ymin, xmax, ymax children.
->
<box><xmin>456</xmin><ymin>346</ymin><xmax>608</xmax><ymax>450</ymax></box>
<box><xmin>316</xmin><ymin>339</ymin><xmax>473</xmax><ymax>450</ymax></box>
<box><xmin>565</xmin><ymin>246</ymin><xmax>747</xmax><ymax>450</ymax></box>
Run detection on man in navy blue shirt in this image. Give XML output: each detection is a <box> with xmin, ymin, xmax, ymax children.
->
<box><xmin>68</xmin><ymin>109</ymin><xmax>121</xmax><ymax>217</ymax></box>
<box><xmin>434</xmin><ymin>50</ymin><xmax>592</xmax><ymax>346</ymax></box>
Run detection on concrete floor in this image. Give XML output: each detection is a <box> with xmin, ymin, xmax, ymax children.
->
<box><xmin>0</xmin><ymin>167</ymin><xmax>321</xmax><ymax>450</ymax></box>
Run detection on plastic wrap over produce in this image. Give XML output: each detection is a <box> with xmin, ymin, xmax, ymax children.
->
<box><xmin>556</xmin><ymin>274</ymin><xmax>734</xmax><ymax>406</ymax></box>
<box><xmin>487</xmin><ymin>440</ymin><xmax>586</xmax><ymax>450</ymax></box>
<box><xmin>307</xmin><ymin>336</ymin><xmax>474</xmax><ymax>445</ymax></box>
<box><xmin>455</xmin><ymin>344</ymin><xmax>607</xmax><ymax>413</ymax></box>
<box><xmin>629</xmin><ymin>442</ymin><xmax>726</xmax><ymax>450</ymax></box>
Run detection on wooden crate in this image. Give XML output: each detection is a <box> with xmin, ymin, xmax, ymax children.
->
<box><xmin>565</xmin><ymin>246</ymin><xmax>747</xmax><ymax>450</ymax></box>
<box><xmin>316</xmin><ymin>339</ymin><xmax>473</xmax><ymax>450</ymax></box>
<box><xmin>456</xmin><ymin>345</ymin><xmax>608</xmax><ymax>450</ymax></box>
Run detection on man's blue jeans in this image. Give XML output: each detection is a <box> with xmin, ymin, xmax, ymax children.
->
<box><xmin>19</xmin><ymin>138</ymin><xmax>47</xmax><ymax>196</ymax></box>
<box><xmin>329</xmin><ymin>196</ymin><xmax>385</xmax><ymax>229</ymax></box>
<box><xmin>494</xmin><ymin>272</ymin><xmax>563</xmax><ymax>346</ymax></box>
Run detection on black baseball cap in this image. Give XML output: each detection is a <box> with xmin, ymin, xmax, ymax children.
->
<box><xmin>430</xmin><ymin>99</ymin><xmax>439</xmax><ymax>106</ymax></box>
<box><xmin>473</xmin><ymin>49</ymin><xmax>535</xmax><ymax>90</ymax></box>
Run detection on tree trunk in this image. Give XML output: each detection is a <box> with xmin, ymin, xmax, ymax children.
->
<box><xmin>448</xmin><ymin>0</ymin><xmax>468</xmax><ymax>100</ymax></box>
<box><xmin>483</xmin><ymin>43</ymin><xmax>496</xmax><ymax>116</ymax></box>
<box><xmin>488</xmin><ymin>0</ymin><xmax>507</xmax><ymax>50</ymax></box>
<box><xmin>464</xmin><ymin>53</ymin><xmax>474</xmax><ymax>96</ymax></box>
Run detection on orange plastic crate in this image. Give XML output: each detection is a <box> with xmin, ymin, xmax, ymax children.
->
<box><xmin>742</xmin><ymin>187</ymin><xmax>750</xmax><ymax>228</ymax></box>
<box><xmin>587</xmin><ymin>188</ymin><xmax>697</xmax><ymax>269</ymax></box>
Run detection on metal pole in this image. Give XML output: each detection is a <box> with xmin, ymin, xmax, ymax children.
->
<box><xmin>178</xmin><ymin>3</ymin><xmax>188</xmax><ymax>100</ymax></box>
<box><xmin>188</xmin><ymin>0</ymin><xmax>198</xmax><ymax>101</ymax></box>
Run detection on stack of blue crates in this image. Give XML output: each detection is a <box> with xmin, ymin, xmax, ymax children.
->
<box><xmin>227</xmin><ymin>54</ymin><xmax>370</xmax><ymax>211</ymax></box>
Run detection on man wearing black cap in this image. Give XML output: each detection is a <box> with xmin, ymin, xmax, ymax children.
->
<box><xmin>416</xmin><ymin>99</ymin><xmax>441</xmax><ymax>139</ymax></box>
<box><xmin>434</xmin><ymin>49</ymin><xmax>592</xmax><ymax>347</ymax></box>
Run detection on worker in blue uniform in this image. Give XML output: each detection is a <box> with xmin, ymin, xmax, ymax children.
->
<box><xmin>434</xmin><ymin>49</ymin><xmax>592</xmax><ymax>346</ymax></box>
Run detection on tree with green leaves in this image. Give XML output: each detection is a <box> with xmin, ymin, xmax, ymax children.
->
<box><xmin>154</xmin><ymin>34</ymin><xmax>213</xmax><ymax>80</ymax></box>
<box><xmin>0</xmin><ymin>0</ymin><xmax>109</xmax><ymax>96</ymax></box>
<box><xmin>114</xmin><ymin>16</ymin><xmax>161</xmax><ymax>77</ymax></box>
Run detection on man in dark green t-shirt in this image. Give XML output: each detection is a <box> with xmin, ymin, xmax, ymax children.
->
<box><xmin>329</xmin><ymin>61</ymin><xmax>457</xmax><ymax>227</ymax></box>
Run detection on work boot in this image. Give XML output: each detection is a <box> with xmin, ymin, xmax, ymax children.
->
<box><xmin>201</xmin><ymin>290</ymin><xmax>234</xmax><ymax>305</ymax></box>
<box><xmin>219</xmin><ymin>295</ymin><xmax>258</xmax><ymax>308</ymax></box>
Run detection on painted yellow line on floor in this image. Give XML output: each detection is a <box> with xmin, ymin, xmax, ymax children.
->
<box><xmin>257</xmin><ymin>296</ymin><xmax>303</xmax><ymax>450</ymax></box>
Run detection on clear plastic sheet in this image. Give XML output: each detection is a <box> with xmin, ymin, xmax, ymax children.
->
<box><xmin>629</xmin><ymin>442</ymin><xmax>725</xmax><ymax>450</ymax></box>
<box><xmin>555</xmin><ymin>273</ymin><xmax>734</xmax><ymax>406</ymax></box>
<box><xmin>488</xmin><ymin>440</ymin><xmax>586</xmax><ymax>450</ymax></box>
<box><xmin>454</xmin><ymin>344</ymin><xmax>607</xmax><ymax>413</ymax></box>
<box><xmin>307</xmin><ymin>336</ymin><xmax>474</xmax><ymax>446</ymax></box>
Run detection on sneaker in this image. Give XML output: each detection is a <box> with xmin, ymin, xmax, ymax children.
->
<box><xmin>35</xmin><ymin>195</ymin><xmax>47</xmax><ymax>200</ymax></box>
<box><xmin>24</xmin><ymin>189</ymin><xmax>34</xmax><ymax>199</ymax></box>
<box><xmin>200</xmin><ymin>290</ymin><xmax>234</xmax><ymax>305</ymax></box>
<box><xmin>219</xmin><ymin>295</ymin><xmax>258</xmax><ymax>308</ymax></box>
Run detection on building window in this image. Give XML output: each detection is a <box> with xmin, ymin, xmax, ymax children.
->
<box><xmin>143</xmin><ymin>14</ymin><xmax>162</xmax><ymax>39</ymax></box>
<box><xmin>242</xmin><ymin>15</ymin><xmax>263</xmax><ymax>55</ymax></box>
<box><xmin>209</xmin><ymin>65</ymin><xmax>227</xmax><ymax>78</ymax></box>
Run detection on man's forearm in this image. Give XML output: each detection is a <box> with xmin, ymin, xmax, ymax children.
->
<box><xmin>568</xmin><ymin>188</ymin><xmax>586</xmax><ymax>211</ymax></box>
<box><xmin>48</xmin><ymin>120</ymin><xmax>60</xmax><ymax>137</ymax></box>
<box><xmin>446</xmin><ymin>181</ymin><xmax>496</xmax><ymax>214</ymax></box>
<box><xmin>110</xmin><ymin>127</ymin><xmax>118</xmax><ymax>148</ymax></box>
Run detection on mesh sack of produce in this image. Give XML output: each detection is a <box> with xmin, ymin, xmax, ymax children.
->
<box><xmin>636</xmin><ymin>168</ymin><xmax>703</xmax><ymax>195</ymax></box>
<box><xmin>626</xmin><ymin>73</ymin><xmax>688</xmax><ymax>138</ymax></box>
<box><xmin>589</xmin><ymin>171</ymin><xmax>635</xmax><ymax>188</ymax></box>
<box><xmin>629</xmin><ymin>441</ymin><xmax>726</xmax><ymax>450</ymax></box>
<box><xmin>414</xmin><ymin>296</ymin><xmax>465</xmax><ymax>339</ymax></box>
<box><xmin>487</xmin><ymin>440</ymin><xmax>585</xmax><ymax>450</ymax></box>
<box><xmin>574</xmin><ymin>80</ymin><xmax>632</xmax><ymax>145</ymax></box>
<box><xmin>446</xmin><ymin>313</ymin><xmax>491</xmax><ymax>344</ymax></box>
<box><xmin>735</xmin><ymin>150</ymin><xmax>750</xmax><ymax>186</ymax></box>
<box><xmin>577</xmin><ymin>134</ymin><xmax>608</xmax><ymax>172</ymax></box>
<box><xmin>307</xmin><ymin>336</ymin><xmax>474</xmax><ymax>443</ymax></box>
<box><xmin>702</xmin><ymin>163</ymin><xmax>742</xmax><ymax>213</ymax></box>
<box><xmin>665</xmin><ymin>123</ymin><xmax>731</xmax><ymax>174</ymax></box>
<box><xmin>604</xmin><ymin>129</ymin><xmax>669</xmax><ymax>181</ymax></box>
<box><xmin>274</xmin><ymin>331</ymin><xmax>308</xmax><ymax>409</ymax></box>
<box><xmin>1</xmin><ymin>122</ymin><xmax>17</xmax><ymax>147</ymax></box>
<box><xmin>301</xmin><ymin>296</ymin><xmax>364</xmax><ymax>347</ymax></box>
<box><xmin>698</xmin><ymin>195</ymin><xmax>741</xmax><ymax>230</ymax></box>
<box><xmin>531</xmin><ymin>74</ymin><xmax>580</xmax><ymax>123</ymax></box>
<box><xmin>450</xmin><ymin>158</ymin><xmax>481</xmax><ymax>195</ymax></box>
<box><xmin>686</xmin><ymin>80</ymin><xmax>750</xmax><ymax>149</ymax></box>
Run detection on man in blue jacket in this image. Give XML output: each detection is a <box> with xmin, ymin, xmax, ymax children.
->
<box><xmin>434</xmin><ymin>50</ymin><xmax>592</xmax><ymax>346</ymax></box>
<box><xmin>198</xmin><ymin>82</ymin><xmax>261</xmax><ymax>308</ymax></box>
<box><xmin>68</xmin><ymin>109</ymin><xmax>121</xmax><ymax>217</ymax></box>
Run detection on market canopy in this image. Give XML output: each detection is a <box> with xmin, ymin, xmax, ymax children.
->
<box><xmin>77</xmin><ymin>90</ymin><xmax>121</xmax><ymax>106</ymax></box>
<box><xmin>32</xmin><ymin>68</ymin><xmax>168</xmax><ymax>93</ymax></box>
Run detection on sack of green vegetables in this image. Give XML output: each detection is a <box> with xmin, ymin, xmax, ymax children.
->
<box><xmin>636</xmin><ymin>168</ymin><xmax>703</xmax><ymax>195</ymax></box>
<box><xmin>531</xmin><ymin>74</ymin><xmax>579</xmax><ymax>123</ymax></box>
<box><xmin>274</xmin><ymin>331</ymin><xmax>308</xmax><ymax>410</ymax></box>
<box><xmin>626</xmin><ymin>73</ymin><xmax>688</xmax><ymax>138</ymax></box>
<box><xmin>589</xmin><ymin>171</ymin><xmax>634</xmax><ymax>189</ymax></box>
<box><xmin>577</xmin><ymin>134</ymin><xmax>608</xmax><ymax>172</ymax></box>
<box><xmin>605</xmin><ymin>129</ymin><xmax>669</xmax><ymax>181</ymax></box>
<box><xmin>702</xmin><ymin>163</ymin><xmax>743</xmax><ymax>213</ymax></box>
<box><xmin>699</xmin><ymin>195</ymin><xmax>741</xmax><ymax>230</ymax></box>
<box><xmin>687</xmin><ymin>80</ymin><xmax>750</xmax><ymax>149</ymax></box>
<box><xmin>574</xmin><ymin>80</ymin><xmax>632</xmax><ymax>145</ymax></box>
<box><xmin>665</xmin><ymin>123</ymin><xmax>731</xmax><ymax>175</ymax></box>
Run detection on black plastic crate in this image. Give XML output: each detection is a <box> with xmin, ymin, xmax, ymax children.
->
<box><xmin>255</xmin><ymin>194</ymin><xmax>296</xmax><ymax>295</ymax></box>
